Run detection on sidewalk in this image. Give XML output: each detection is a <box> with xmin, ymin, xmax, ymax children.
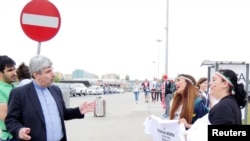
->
<box><xmin>65</xmin><ymin>92</ymin><xmax>164</xmax><ymax>141</ymax></box>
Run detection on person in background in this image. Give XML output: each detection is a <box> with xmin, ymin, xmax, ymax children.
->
<box><xmin>133</xmin><ymin>80</ymin><xmax>141</xmax><ymax>104</ymax></box>
<box><xmin>170</xmin><ymin>79</ymin><xmax>176</xmax><ymax>93</ymax></box>
<box><xmin>161</xmin><ymin>76</ymin><xmax>166</xmax><ymax>108</ymax></box>
<box><xmin>103</xmin><ymin>83</ymin><xmax>110</xmax><ymax>94</ymax></box>
<box><xmin>150</xmin><ymin>77</ymin><xmax>157</xmax><ymax>103</ymax></box>
<box><xmin>0</xmin><ymin>55</ymin><xmax>17</xmax><ymax>141</ymax></box>
<box><xmin>196</xmin><ymin>77</ymin><xmax>209</xmax><ymax>107</ymax></box>
<box><xmin>155</xmin><ymin>79</ymin><xmax>162</xmax><ymax>102</ymax></box>
<box><xmin>169</xmin><ymin>74</ymin><xmax>208</xmax><ymax>129</ymax></box>
<box><xmin>162</xmin><ymin>74</ymin><xmax>174</xmax><ymax>118</ymax></box>
<box><xmin>142</xmin><ymin>79</ymin><xmax>150</xmax><ymax>103</ymax></box>
<box><xmin>15</xmin><ymin>62</ymin><xmax>32</xmax><ymax>87</ymax></box>
<box><xmin>208</xmin><ymin>69</ymin><xmax>247</xmax><ymax>124</ymax></box>
<box><xmin>5</xmin><ymin>55</ymin><xmax>96</xmax><ymax>141</ymax></box>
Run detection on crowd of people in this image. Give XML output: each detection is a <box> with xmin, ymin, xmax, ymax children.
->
<box><xmin>0</xmin><ymin>54</ymin><xmax>248</xmax><ymax>141</ymax></box>
<box><xmin>142</xmin><ymin>69</ymin><xmax>248</xmax><ymax>141</ymax></box>
<box><xmin>133</xmin><ymin>75</ymin><xmax>176</xmax><ymax>118</ymax></box>
<box><xmin>135</xmin><ymin>69</ymin><xmax>247</xmax><ymax>125</ymax></box>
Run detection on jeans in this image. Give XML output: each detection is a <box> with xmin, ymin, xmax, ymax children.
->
<box><xmin>144</xmin><ymin>88</ymin><xmax>150</xmax><ymax>95</ymax></box>
<box><xmin>134</xmin><ymin>91</ymin><xmax>139</xmax><ymax>102</ymax></box>
<box><xmin>155</xmin><ymin>91</ymin><xmax>161</xmax><ymax>101</ymax></box>
<box><xmin>164</xmin><ymin>93</ymin><xmax>173</xmax><ymax>115</ymax></box>
<box><xmin>151</xmin><ymin>89</ymin><xmax>156</xmax><ymax>102</ymax></box>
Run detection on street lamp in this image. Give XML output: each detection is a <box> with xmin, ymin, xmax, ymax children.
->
<box><xmin>152</xmin><ymin>61</ymin><xmax>156</xmax><ymax>78</ymax></box>
<box><xmin>165</xmin><ymin>0</ymin><xmax>169</xmax><ymax>75</ymax></box>
<box><xmin>156</xmin><ymin>39</ymin><xmax>162</xmax><ymax>79</ymax></box>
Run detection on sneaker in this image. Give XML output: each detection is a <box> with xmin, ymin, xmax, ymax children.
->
<box><xmin>162</xmin><ymin>114</ymin><xmax>169</xmax><ymax>119</ymax></box>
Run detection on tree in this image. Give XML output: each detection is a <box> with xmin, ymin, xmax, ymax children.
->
<box><xmin>54</xmin><ymin>74</ymin><xmax>61</xmax><ymax>82</ymax></box>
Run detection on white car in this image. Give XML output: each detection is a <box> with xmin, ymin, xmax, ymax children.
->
<box><xmin>70</xmin><ymin>83</ymin><xmax>87</xmax><ymax>96</ymax></box>
<box><xmin>117</xmin><ymin>88</ymin><xmax>125</xmax><ymax>93</ymax></box>
<box><xmin>86</xmin><ymin>85</ymin><xmax>104</xmax><ymax>95</ymax></box>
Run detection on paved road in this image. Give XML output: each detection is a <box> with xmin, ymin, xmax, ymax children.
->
<box><xmin>65</xmin><ymin>92</ymin><xmax>164</xmax><ymax>141</ymax></box>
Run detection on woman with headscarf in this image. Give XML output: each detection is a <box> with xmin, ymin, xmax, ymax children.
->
<box><xmin>208</xmin><ymin>69</ymin><xmax>247</xmax><ymax>124</ymax></box>
<box><xmin>169</xmin><ymin>74</ymin><xmax>208</xmax><ymax>129</ymax></box>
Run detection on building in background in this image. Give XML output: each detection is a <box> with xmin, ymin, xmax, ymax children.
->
<box><xmin>57</xmin><ymin>69</ymin><xmax>131</xmax><ymax>90</ymax></box>
<box><xmin>72</xmin><ymin>69</ymin><xmax>98</xmax><ymax>79</ymax></box>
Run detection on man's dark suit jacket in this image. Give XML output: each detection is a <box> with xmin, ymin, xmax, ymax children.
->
<box><xmin>164</xmin><ymin>80</ymin><xmax>173</xmax><ymax>96</ymax></box>
<box><xmin>5</xmin><ymin>82</ymin><xmax>84</xmax><ymax>141</ymax></box>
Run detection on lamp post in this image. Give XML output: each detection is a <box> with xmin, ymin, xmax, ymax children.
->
<box><xmin>152</xmin><ymin>61</ymin><xmax>156</xmax><ymax>78</ymax></box>
<box><xmin>156</xmin><ymin>39</ymin><xmax>162</xmax><ymax>79</ymax></box>
<box><xmin>165</xmin><ymin>0</ymin><xmax>169</xmax><ymax>75</ymax></box>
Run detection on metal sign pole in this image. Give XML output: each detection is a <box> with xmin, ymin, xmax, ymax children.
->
<box><xmin>37</xmin><ymin>42</ymin><xmax>41</xmax><ymax>55</ymax></box>
<box><xmin>244</xmin><ymin>63</ymin><xmax>249</xmax><ymax>124</ymax></box>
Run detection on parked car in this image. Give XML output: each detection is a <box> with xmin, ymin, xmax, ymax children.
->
<box><xmin>109</xmin><ymin>87</ymin><xmax>120</xmax><ymax>94</ymax></box>
<box><xmin>86</xmin><ymin>85</ymin><xmax>104</xmax><ymax>95</ymax></box>
<box><xmin>52</xmin><ymin>82</ymin><xmax>71</xmax><ymax>107</ymax></box>
<box><xmin>69</xmin><ymin>88</ymin><xmax>77</xmax><ymax>97</ymax></box>
<box><xmin>70</xmin><ymin>83</ymin><xmax>87</xmax><ymax>96</ymax></box>
<box><xmin>53</xmin><ymin>82</ymin><xmax>72</xmax><ymax>96</ymax></box>
<box><xmin>117</xmin><ymin>88</ymin><xmax>125</xmax><ymax>93</ymax></box>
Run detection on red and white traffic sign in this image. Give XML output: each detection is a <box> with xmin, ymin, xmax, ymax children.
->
<box><xmin>20</xmin><ymin>0</ymin><xmax>61</xmax><ymax>42</ymax></box>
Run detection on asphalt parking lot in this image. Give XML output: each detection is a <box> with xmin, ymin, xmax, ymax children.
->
<box><xmin>64</xmin><ymin>92</ymin><xmax>164</xmax><ymax>141</ymax></box>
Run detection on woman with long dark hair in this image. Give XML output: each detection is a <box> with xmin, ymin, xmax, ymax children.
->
<box><xmin>169</xmin><ymin>74</ymin><xmax>208</xmax><ymax>129</ymax></box>
<box><xmin>208</xmin><ymin>69</ymin><xmax>247</xmax><ymax>124</ymax></box>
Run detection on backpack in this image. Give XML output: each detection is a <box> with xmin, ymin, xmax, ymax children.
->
<box><xmin>192</xmin><ymin>97</ymin><xmax>209</xmax><ymax>123</ymax></box>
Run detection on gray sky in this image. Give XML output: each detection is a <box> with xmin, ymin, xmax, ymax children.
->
<box><xmin>1</xmin><ymin>0</ymin><xmax>250</xmax><ymax>80</ymax></box>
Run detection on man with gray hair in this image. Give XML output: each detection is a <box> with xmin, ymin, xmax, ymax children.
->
<box><xmin>5</xmin><ymin>55</ymin><xmax>96</xmax><ymax>141</ymax></box>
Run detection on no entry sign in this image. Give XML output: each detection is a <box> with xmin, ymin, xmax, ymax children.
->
<box><xmin>20</xmin><ymin>0</ymin><xmax>61</xmax><ymax>42</ymax></box>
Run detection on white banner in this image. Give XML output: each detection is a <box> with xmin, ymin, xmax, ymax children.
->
<box><xmin>143</xmin><ymin>115</ymin><xmax>186</xmax><ymax>141</ymax></box>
